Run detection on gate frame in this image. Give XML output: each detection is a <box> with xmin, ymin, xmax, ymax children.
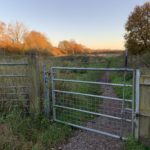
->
<box><xmin>43</xmin><ymin>67</ymin><xmax>140</xmax><ymax>140</ymax></box>
<box><xmin>135</xmin><ymin>69</ymin><xmax>140</xmax><ymax>140</ymax></box>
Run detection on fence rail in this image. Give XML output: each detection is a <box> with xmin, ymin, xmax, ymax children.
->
<box><xmin>0</xmin><ymin>63</ymin><xmax>28</xmax><ymax>66</ymax></box>
<box><xmin>51</xmin><ymin>66</ymin><xmax>134</xmax><ymax>71</ymax></box>
<box><xmin>0</xmin><ymin>55</ymin><xmax>34</xmax><ymax>114</ymax></box>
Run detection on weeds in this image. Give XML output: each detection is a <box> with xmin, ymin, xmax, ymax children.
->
<box><xmin>124</xmin><ymin>137</ymin><xmax>150</xmax><ymax>150</ymax></box>
<box><xmin>1</xmin><ymin>54</ymin><xmax>149</xmax><ymax>149</ymax></box>
<box><xmin>0</xmin><ymin>110</ymin><xmax>72</xmax><ymax>150</ymax></box>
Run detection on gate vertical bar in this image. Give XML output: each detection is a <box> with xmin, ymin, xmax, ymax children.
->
<box><xmin>120</xmin><ymin>69</ymin><xmax>126</xmax><ymax>139</ymax></box>
<box><xmin>135</xmin><ymin>69</ymin><xmax>140</xmax><ymax>140</ymax></box>
<box><xmin>51</xmin><ymin>67</ymin><xmax>56</xmax><ymax>121</ymax></box>
<box><xmin>131</xmin><ymin>70</ymin><xmax>135</xmax><ymax>135</ymax></box>
<box><xmin>43</xmin><ymin>65</ymin><xmax>50</xmax><ymax>118</ymax></box>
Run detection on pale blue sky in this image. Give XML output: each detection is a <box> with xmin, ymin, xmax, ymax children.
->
<box><xmin>0</xmin><ymin>0</ymin><xmax>148</xmax><ymax>49</ymax></box>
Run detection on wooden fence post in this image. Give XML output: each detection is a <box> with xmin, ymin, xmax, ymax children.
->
<box><xmin>43</xmin><ymin>65</ymin><xmax>50</xmax><ymax>118</ymax></box>
<box><xmin>139</xmin><ymin>75</ymin><xmax>150</xmax><ymax>146</ymax></box>
<box><xmin>28</xmin><ymin>53</ymin><xmax>40</xmax><ymax>115</ymax></box>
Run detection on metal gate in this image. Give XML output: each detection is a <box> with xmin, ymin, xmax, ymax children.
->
<box><xmin>44</xmin><ymin>67</ymin><xmax>140</xmax><ymax>139</ymax></box>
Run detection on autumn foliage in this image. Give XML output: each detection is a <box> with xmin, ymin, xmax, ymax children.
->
<box><xmin>23</xmin><ymin>31</ymin><xmax>53</xmax><ymax>53</ymax></box>
<box><xmin>0</xmin><ymin>21</ymin><xmax>89</xmax><ymax>56</ymax></box>
<box><xmin>125</xmin><ymin>2</ymin><xmax>150</xmax><ymax>54</ymax></box>
<box><xmin>58</xmin><ymin>40</ymin><xmax>89</xmax><ymax>54</ymax></box>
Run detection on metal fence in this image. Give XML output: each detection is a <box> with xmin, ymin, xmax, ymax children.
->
<box><xmin>44</xmin><ymin>67</ymin><xmax>140</xmax><ymax>139</ymax></box>
<box><xmin>0</xmin><ymin>56</ymin><xmax>30</xmax><ymax>113</ymax></box>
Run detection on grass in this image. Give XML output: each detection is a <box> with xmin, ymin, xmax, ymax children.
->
<box><xmin>107</xmin><ymin>56</ymin><xmax>150</xmax><ymax>150</ymax></box>
<box><xmin>110</xmin><ymin>72</ymin><xmax>133</xmax><ymax>99</ymax></box>
<box><xmin>0</xmin><ymin>55</ymin><xmax>29</xmax><ymax>113</ymax></box>
<box><xmin>0</xmin><ymin>110</ymin><xmax>72</xmax><ymax>150</ymax></box>
<box><xmin>50</xmin><ymin>57</ymin><xmax>108</xmax><ymax>126</ymax></box>
<box><xmin>0</xmin><ymin>54</ymin><xmax>109</xmax><ymax>149</ymax></box>
<box><xmin>0</xmin><ymin>53</ymin><xmax>150</xmax><ymax>149</ymax></box>
<box><xmin>124</xmin><ymin>137</ymin><xmax>150</xmax><ymax>150</ymax></box>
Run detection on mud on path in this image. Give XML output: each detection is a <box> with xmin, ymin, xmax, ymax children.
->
<box><xmin>61</xmin><ymin>73</ymin><xmax>132</xmax><ymax>150</ymax></box>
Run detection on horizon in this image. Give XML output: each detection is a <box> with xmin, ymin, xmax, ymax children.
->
<box><xmin>0</xmin><ymin>0</ymin><xmax>148</xmax><ymax>50</ymax></box>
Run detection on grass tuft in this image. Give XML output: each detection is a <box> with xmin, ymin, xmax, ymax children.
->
<box><xmin>124</xmin><ymin>137</ymin><xmax>150</xmax><ymax>150</ymax></box>
<box><xmin>0</xmin><ymin>111</ymin><xmax>72</xmax><ymax>150</ymax></box>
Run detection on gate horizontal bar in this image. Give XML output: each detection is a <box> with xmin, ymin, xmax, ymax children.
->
<box><xmin>0</xmin><ymin>93</ymin><xmax>29</xmax><ymax>95</ymax></box>
<box><xmin>52</xmin><ymin>67</ymin><xmax>134</xmax><ymax>72</ymax></box>
<box><xmin>0</xmin><ymin>63</ymin><xmax>28</xmax><ymax>66</ymax></box>
<box><xmin>0</xmin><ymin>99</ymin><xmax>29</xmax><ymax>102</ymax></box>
<box><xmin>0</xmin><ymin>75</ymin><xmax>28</xmax><ymax>77</ymax></box>
<box><xmin>54</xmin><ymin>90</ymin><xmax>132</xmax><ymax>102</ymax></box>
<box><xmin>55</xmin><ymin>119</ymin><xmax>126</xmax><ymax>140</ymax></box>
<box><xmin>53</xmin><ymin>78</ymin><xmax>133</xmax><ymax>87</ymax></box>
<box><xmin>54</xmin><ymin>104</ymin><xmax>132</xmax><ymax>122</ymax></box>
<box><xmin>0</xmin><ymin>86</ymin><xmax>29</xmax><ymax>89</ymax></box>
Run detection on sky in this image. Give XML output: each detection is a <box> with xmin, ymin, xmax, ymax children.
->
<box><xmin>0</xmin><ymin>0</ymin><xmax>149</xmax><ymax>50</ymax></box>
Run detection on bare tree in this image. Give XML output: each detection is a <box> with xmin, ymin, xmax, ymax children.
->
<box><xmin>0</xmin><ymin>21</ymin><xmax>10</xmax><ymax>41</ymax></box>
<box><xmin>0</xmin><ymin>21</ymin><xmax>5</xmax><ymax>34</ymax></box>
<box><xmin>8</xmin><ymin>21</ymin><xmax>28</xmax><ymax>43</ymax></box>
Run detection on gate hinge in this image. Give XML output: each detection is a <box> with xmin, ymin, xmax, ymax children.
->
<box><xmin>135</xmin><ymin>113</ymin><xmax>140</xmax><ymax>118</ymax></box>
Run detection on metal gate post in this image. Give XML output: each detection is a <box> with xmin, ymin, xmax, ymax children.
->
<box><xmin>131</xmin><ymin>70</ymin><xmax>135</xmax><ymax>135</ymax></box>
<box><xmin>43</xmin><ymin>65</ymin><xmax>50</xmax><ymax>118</ymax></box>
<box><xmin>135</xmin><ymin>69</ymin><xmax>140</xmax><ymax>140</ymax></box>
<box><xmin>51</xmin><ymin>67</ymin><xmax>56</xmax><ymax>121</ymax></box>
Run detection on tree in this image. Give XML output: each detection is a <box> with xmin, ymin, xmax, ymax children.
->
<box><xmin>125</xmin><ymin>2</ymin><xmax>150</xmax><ymax>54</ymax></box>
<box><xmin>8</xmin><ymin>21</ymin><xmax>28</xmax><ymax>43</ymax></box>
<box><xmin>0</xmin><ymin>21</ymin><xmax>27</xmax><ymax>52</ymax></box>
<box><xmin>0</xmin><ymin>21</ymin><xmax>11</xmax><ymax>50</ymax></box>
<box><xmin>58</xmin><ymin>40</ymin><xmax>86</xmax><ymax>54</ymax></box>
<box><xmin>58</xmin><ymin>40</ymin><xmax>71</xmax><ymax>54</ymax></box>
<box><xmin>0</xmin><ymin>21</ymin><xmax>5</xmax><ymax>37</ymax></box>
<box><xmin>0</xmin><ymin>22</ymin><xmax>10</xmax><ymax>42</ymax></box>
<box><xmin>23</xmin><ymin>31</ymin><xmax>52</xmax><ymax>53</ymax></box>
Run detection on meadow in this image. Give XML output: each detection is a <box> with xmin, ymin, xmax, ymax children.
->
<box><xmin>0</xmin><ymin>52</ymin><xmax>149</xmax><ymax>150</ymax></box>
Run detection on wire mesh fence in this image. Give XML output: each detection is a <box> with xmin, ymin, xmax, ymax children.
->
<box><xmin>0</xmin><ymin>55</ymin><xmax>30</xmax><ymax>113</ymax></box>
<box><xmin>0</xmin><ymin>53</ymin><xmax>115</xmax><ymax>115</ymax></box>
<box><xmin>49</xmin><ymin>67</ymin><xmax>136</xmax><ymax>139</ymax></box>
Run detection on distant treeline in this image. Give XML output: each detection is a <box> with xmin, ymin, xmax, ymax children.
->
<box><xmin>0</xmin><ymin>21</ymin><xmax>90</xmax><ymax>56</ymax></box>
<box><xmin>90</xmin><ymin>50</ymin><xmax>123</xmax><ymax>54</ymax></box>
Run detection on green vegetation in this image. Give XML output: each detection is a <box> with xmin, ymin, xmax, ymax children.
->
<box><xmin>0</xmin><ymin>110</ymin><xmax>72</xmax><ymax>150</ymax></box>
<box><xmin>55</xmin><ymin>69</ymin><xmax>103</xmax><ymax>125</ymax></box>
<box><xmin>124</xmin><ymin>137</ymin><xmax>150</xmax><ymax>150</ymax></box>
<box><xmin>125</xmin><ymin>2</ymin><xmax>150</xmax><ymax>54</ymax></box>
<box><xmin>0</xmin><ymin>54</ymin><xmax>150</xmax><ymax>149</ymax></box>
<box><xmin>107</xmin><ymin>56</ymin><xmax>150</xmax><ymax>150</ymax></box>
<box><xmin>111</xmin><ymin>72</ymin><xmax>132</xmax><ymax>99</ymax></box>
<box><xmin>0</xmin><ymin>55</ymin><xmax>109</xmax><ymax>149</ymax></box>
<box><xmin>49</xmin><ymin>56</ymin><xmax>109</xmax><ymax>126</ymax></box>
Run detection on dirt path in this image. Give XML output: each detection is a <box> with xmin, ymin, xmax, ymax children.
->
<box><xmin>61</xmin><ymin>73</ymin><xmax>131</xmax><ymax>150</ymax></box>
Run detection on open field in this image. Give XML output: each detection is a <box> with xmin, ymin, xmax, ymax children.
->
<box><xmin>0</xmin><ymin>53</ymin><xmax>149</xmax><ymax>150</ymax></box>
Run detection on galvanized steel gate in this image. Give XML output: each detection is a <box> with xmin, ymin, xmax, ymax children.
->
<box><xmin>44</xmin><ymin>67</ymin><xmax>140</xmax><ymax>139</ymax></box>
